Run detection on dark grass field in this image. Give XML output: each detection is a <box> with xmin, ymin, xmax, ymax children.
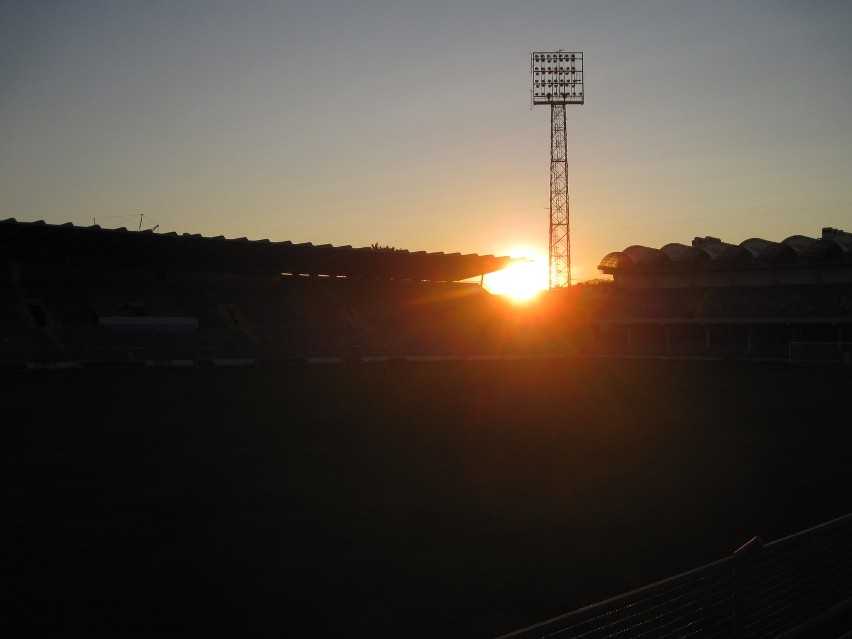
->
<box><xmin>3</xmin><ymin>359</ymin><xmax>852</xmax><ymax>638</ymax></box>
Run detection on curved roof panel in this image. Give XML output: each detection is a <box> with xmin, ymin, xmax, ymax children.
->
<box><xmin>623</xmin><ymin>245</ymin><xmax>671</xmax><ymax>269</ymax></box>
<box><xmin>697</xmin><ymin>241</ymin><xmax>752</xmax><ymax>265</ymax></box>
<box><xmin>660</xmin><ymin>243</ymin><xmax>711</xmax><ymax>266</ymax></box>
<box><xmin>783</xmin><ymin>235</ymin><xmax>843</xmax><ymax>260</ymax></box>
<box><xmin>822</xmin><ymin>228</ymin><xmax>852</xmax><ymax>253</ymax></box>
<box><xmin>740</xmin><ymin>238</ymin><xmax>797</xmax><ymax>262</ymax></box>
<box><xmin>600</xmin><ymin>227</ymin><xmax>850</xmax><ymax>276</ymax></box>
<box><xmin>0</xmin><ymin>219</ymin><xmax>522</xmax><ymax>281</ymax></box>
<box><xmin>597</xmin><ymin>251</ymin><xmax>632</xmax><ymax>272</ymax></box>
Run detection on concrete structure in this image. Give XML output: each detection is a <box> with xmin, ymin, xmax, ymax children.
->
<box><xmin>586</xmin><ymin>228</ymin><xmax>852</xmax><ymax>362</ymax></box>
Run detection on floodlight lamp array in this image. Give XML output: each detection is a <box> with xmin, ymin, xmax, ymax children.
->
<box><xmin>531</xmin><ymin>51</ymin><xmax>583</xmax><ymax>105</ymax></box>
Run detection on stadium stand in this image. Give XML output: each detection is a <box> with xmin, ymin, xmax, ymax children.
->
<box><xmin>0</xmin><ymin>218</ymin><xmax>552</xmax><ymax>367</ymax></box>
<box><xmin>583</xmin><ymin>228</ymin><xmax>852</xmax><ymax>362</ymax></box>
<box><xmin>4</xmin><ymin>220</ymin><xmax>851</xmax><ymax>366</ymax></box>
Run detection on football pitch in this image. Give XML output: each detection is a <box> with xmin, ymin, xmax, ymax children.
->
<box><xmin>4</xmin><ymin>358</ymin><xmax>852</xmax><ymax>637</ymax></box>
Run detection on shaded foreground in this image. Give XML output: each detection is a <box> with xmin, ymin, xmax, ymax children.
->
<box><xmin>4</xmin><ymin>359</ymin><xmax>852</xmax><ymax>637</ymax></box>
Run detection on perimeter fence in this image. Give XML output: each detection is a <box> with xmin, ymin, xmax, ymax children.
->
<box><xmin>497</xmin><ymin>512</ymin><xmax>852</xmax><ymax>639</ymax></box>
<box><xmin>788</xmin><ymin>341</ymin><xmax>852</xmax><ymax>366</ymax></box>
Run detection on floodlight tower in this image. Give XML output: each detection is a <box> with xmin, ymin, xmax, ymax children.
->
<box><xmin>531</xmin><ymin>51</ymin><xmax>584</xmax><ymax>289</ymax></box>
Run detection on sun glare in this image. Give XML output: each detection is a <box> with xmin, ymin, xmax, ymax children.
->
<box><xmin>484</xmin><ymin>257</ymin><xmax>549</xmax><ymax>302</ymax></box>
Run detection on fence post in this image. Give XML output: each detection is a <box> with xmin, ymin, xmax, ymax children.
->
<box><xmin>732</xmin><ymin>536</ymin><xmax>764</xmax><ymax>639</ymax></box>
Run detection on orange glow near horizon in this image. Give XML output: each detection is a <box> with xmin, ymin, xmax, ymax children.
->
<box><xmin>484</xmin><ymin>254</ymin><xmax>549</xmax><ymax>302</ymax></box>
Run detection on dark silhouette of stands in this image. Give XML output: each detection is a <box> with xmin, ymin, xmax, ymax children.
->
<box><xmin>0</xmin><ymin>218</ymin><xmax>553</xmax><ymax>367</ymax></box>
<box><xmin>0</xmin><ymin>270</ymin><xmax>557</xmax><ymax>367</ymax></box>
<box><xmin>584</xmin><ymin>228</ymin><xmax>852</xmax><ymax>362</ymax></box>
<box><xmin>5</xmin><ymin>219</ymin><xmax>851</xmax><ymax>366</ymax></box>
<box><xmin>578</xmin><ymin>283</ymin><xmax>852</xmax><ymax>360</ymax></box>
<box><xmin>5</xmin><ymin>268</ymin><xmax>852</xmax><ymax>367</ymax></box>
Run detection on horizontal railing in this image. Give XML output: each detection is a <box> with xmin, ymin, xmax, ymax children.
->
<box><xmin>497</xmin><ymin>513</ymin><xmax>852</xmax><ymax>639</ymax></box>
<box><xmin>788</xmin><ymin>341</ymin><xmax>852</xmax><ymax>365</ymax></box>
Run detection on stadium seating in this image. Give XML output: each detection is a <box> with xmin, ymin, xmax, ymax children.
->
<box><xmin>0</xmin><ymin>268</ymin><xmax>558</xmax><ymax>365</ymax></box>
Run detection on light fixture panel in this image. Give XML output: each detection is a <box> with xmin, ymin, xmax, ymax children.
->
<box><xmin>531</xmin><ymin>51</ymin><xmax>584</xmax><ymax>105</ymax></box>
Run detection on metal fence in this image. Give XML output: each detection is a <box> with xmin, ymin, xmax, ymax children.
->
<box><xmin>788</xmin><ymin>342</ymin><xmax>852</xmax><ymax>366</ymax></box>
<box><xmin>497</xmin><ymin>513</ymin><xmax>852</xmax><ymax>639</ymax></box>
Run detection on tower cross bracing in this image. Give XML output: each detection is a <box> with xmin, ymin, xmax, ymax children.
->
<box><xmin>550</xmin><ymin>104</ymin><xmax>569</xmax><ymax>289</ymax></box>
<box><xmin>531</xmin><ymin>51</ymin><xmax>583</xmax><ymax>289</ymax></box>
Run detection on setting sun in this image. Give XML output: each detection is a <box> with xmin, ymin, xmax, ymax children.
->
<box><xmin>484</xmin><ymin>255</ymin><xmax>549</xmax><ymax>302</ymax></box>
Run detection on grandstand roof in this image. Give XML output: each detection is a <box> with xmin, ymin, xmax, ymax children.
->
<box><xmin>599</xmin><ymin>228</ymin><xmax>852</xmax><ymax>275</ymax></box>
<box><xmin>0</xmin><ymin>218</ymin><xmax>522</xmax><ymax>281</ymax></box>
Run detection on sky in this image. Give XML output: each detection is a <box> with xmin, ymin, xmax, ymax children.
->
<box><xmin>2</xmin><ymin>1</ymin><xmax>852</xmax><ymax>284</ymax></box>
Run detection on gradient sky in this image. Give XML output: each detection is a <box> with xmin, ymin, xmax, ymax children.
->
<box><xmin>2</xmin><ymin>1</ymin><xmax>851</xmax><ymax>283</ymax></box>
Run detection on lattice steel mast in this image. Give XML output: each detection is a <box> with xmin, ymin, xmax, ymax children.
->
<box><xmin>531</xmin><ymin>51</ymin><xmax>584</xmax><ymax>289</ymax></box>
